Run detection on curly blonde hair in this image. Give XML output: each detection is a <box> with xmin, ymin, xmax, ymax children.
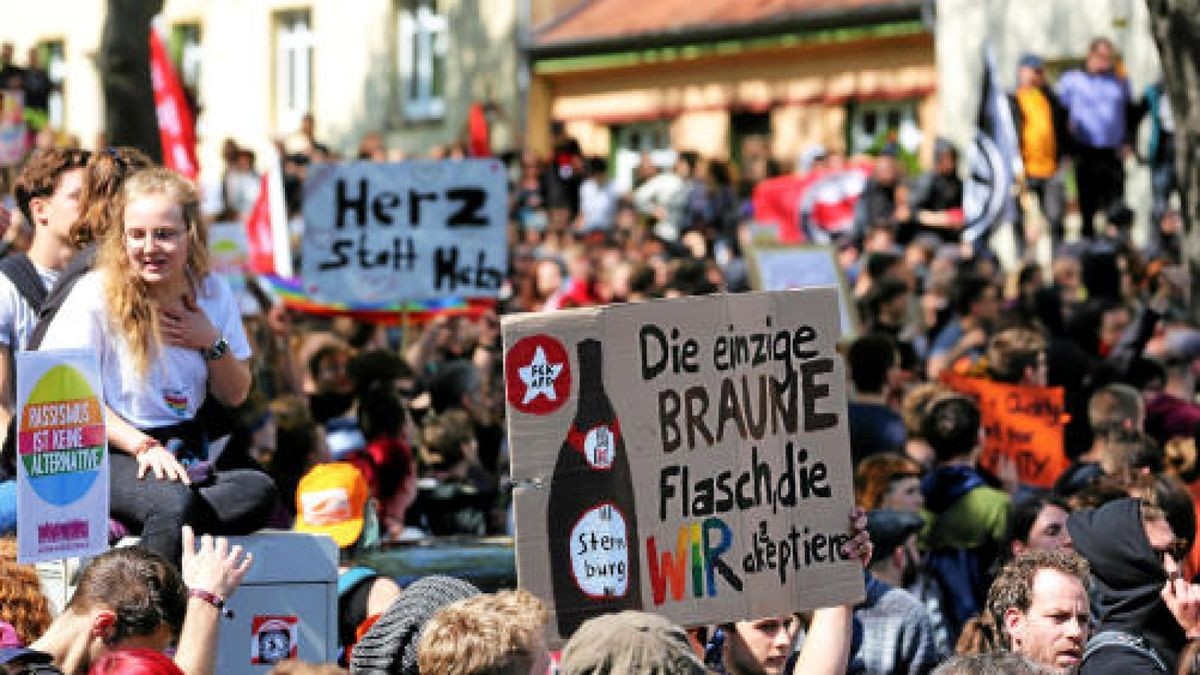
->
<box><xmin>98</xmin><ymin>167</ymin><xmax>209</xmax><ymax>376</ymax></box>
<box><xmin>0</xmin><ymin>537</ymin><xmax>53</xmax><ymax>645</ymax></box>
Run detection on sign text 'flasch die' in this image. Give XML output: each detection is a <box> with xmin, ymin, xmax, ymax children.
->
<box><xmin>504</xmin><ymin>289</ymin><xmax>863</xmax><ymax>643</ymax></box>
<box><xmin>301</xmin><ymin>159</ymin><xmax>507</xmax><ymax>304</ymax></box>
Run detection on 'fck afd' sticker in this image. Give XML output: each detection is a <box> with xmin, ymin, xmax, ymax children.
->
<box><xmin>505</xmin><ymin>334</ymin><xmax>571</xmax><ymax>415</ymax></box>
<box><xmin>251</xmin><ymin>615</ymin><xmax>298</xmax><ymax>665</ymax></box>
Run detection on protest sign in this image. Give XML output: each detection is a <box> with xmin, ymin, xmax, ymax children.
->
<box><xmin>746</xmin><ymin>245</ymin><xmax>858</xmax><ymax>337</ymax></box>
<box><xmin>943</xmin><ymin>372</ymin><xmax>1069</xmax><ymax>489</ymax></box>
<box><xmin>504</xmin><ymin>289</ymin><xmax>863</xmax><ymax>642</ymax></box>
<box><xmin>209</xmin><ymin>221</ymin><xmax>260</xmax><ymax>316</ymax></box>
<box><xmin>0</xmin><ymin>89</ymin><xmax>26</xmax><ymax>167</ymax></box>
<box><xmin>15</xmin><ymin>350</ymin><xmax>108</xmax><ymax>563</ymax></box>
<box><xmin>301</xmin><ymin>159</ymin><xmax>507</xmax><ymax>305</ymax></box>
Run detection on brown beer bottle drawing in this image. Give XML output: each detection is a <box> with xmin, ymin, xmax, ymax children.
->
<box><xmin>547</xmin><ymin>338</ymin><xmax>641</xmax><ymax>636</ymax></box>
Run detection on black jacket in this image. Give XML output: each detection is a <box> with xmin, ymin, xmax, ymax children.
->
<box><xmin>1069</xmin><ymin>498</ymin><xmax>1184</xmax><ymax>673</ymax></box>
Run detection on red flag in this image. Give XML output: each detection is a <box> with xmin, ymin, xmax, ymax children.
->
<box><xmin>751</xmin><ymin>160</ymin><xmax>872</xmax><ymax>243</ymax></box>
<box><xmin>245</xmin><ymin>173</ymin><xmax>275</xmax><ymax>274</ymax></box>
<box><xmin>467</xmin><ymin>102</ymin><xmax>490</xmax><ymax>157</ymax></box>
<box><xmin>149</xmin><ymin>29</ymin><xmax>199</xmax><ymax>180</ymax></box>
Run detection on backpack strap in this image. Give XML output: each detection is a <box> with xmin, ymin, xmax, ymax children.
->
<box><xmin>0</xmin><ymin>253</ymin><xmax>47</xmax><ymax>313</ymax></box>
<box><xmin>27</xmin><ymin>244</ymin><xmax>96</xmax><ymax>352</ymax></box>
<box><xmin>0</xmin><ymin>253</ymin><xmax>49</xmax><ymax>480</ymax></box>
<box><xmin>1082</xmin><ymin>630</ymin><xmax>1168</xmax><ymax>673</ymax></box>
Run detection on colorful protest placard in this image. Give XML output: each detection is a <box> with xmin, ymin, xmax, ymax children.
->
<box><xmin>15</xmin><ymin>350</ymin><xmax>108</xmax><ymax>563</ymax></box>
<box><xmin>300</xmin><ymin>159</ymin><xmax>507</xmax><ymax>305</ymax></box>
<box><xmin>943</xmin><ymin>372</ymin><xmax>1069</xmax><ymax>489</ymax></box>
<box><xmin>0</xmin><ymin>89</ymin><xmax>26</xmax><ymax>167</ymax></box>
<box><xmin>504</xmin><ymin>289</ymin><xmax>863</xmax><ymax>642</ymax></box>
<box><xmin>208</xmin><ymin>221</ymin><xmax>259</xmax><ymax>316</ymax></box>
<box><xmin>746</xmin><ymin>245</ymin><xmax>858</xmax><ymax>337</ymax></box>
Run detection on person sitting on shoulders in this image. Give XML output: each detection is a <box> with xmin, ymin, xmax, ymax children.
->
<box><xmin>38</xmin><ymin>167</ymin><xmax>276</xmax><ymax>564</ymax></box>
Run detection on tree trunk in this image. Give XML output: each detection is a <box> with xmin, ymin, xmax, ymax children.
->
<box><xmin>98</xmin><ymin>0</ymin><xmax>164</xmax><ymax>161</ymax></box>
<box><xmin>1146</xmin><ymin>0</ymin><xmax>1200</xmax><ymax>318</ymax></box>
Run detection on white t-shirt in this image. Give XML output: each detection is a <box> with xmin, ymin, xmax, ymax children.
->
<box><xmin>40</xmin><ymin>271</ymin><xmax>252</xmax><ymax>428</ymax></box>
<box><xmin>0</xmin><ymin>262</ymin><xmax>59</xmax><ymax>351</ymax></box>
<box><xmin>578</xmin><ymin>179</ymin><xmax>618</xmax><ymax>232</ymax></box>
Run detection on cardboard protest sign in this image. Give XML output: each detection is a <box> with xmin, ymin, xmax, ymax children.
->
<box><xmin>746</xmin><ymin>245</ymin><xmax>858</xmax><ymax>338</ymax></box>
<box><xmin>15</xmin><ymin>350</ymin><xmax>108</xmax><ymax>563</ymax></box>
<box><xmin>943</xmin><ymin>372</ymin><xmax>1069</xmax><ymax>488</ymax></box>
<box><xmin>301</xmin><ymin>159</ymin><xmax>507</xmax><ymax>305</ymax></box>
<box><xmin>208</xmin><ymin>221</ymin><xmax>260</xmax><ymax>316</ymax></box>
<box><xmin>505</xmin><ymin>289</ymin><xmax>863</xmax><ymax>642</ymax></box>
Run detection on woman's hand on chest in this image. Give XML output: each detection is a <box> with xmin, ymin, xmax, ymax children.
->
<box><xmin>160</xmin><ymin>294</ymin><xmax>219</xmax><ymax>351</ymax></box>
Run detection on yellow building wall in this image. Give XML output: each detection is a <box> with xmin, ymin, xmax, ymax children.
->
<box><xmin>670</xmin><ymin>111</ymin><xmax>728</xmax><ymax>159</ymax></box>
<box><xmin>535</xmin><ymin>33</ymin><xmax>936</xmax><ymax>165</ymax></box>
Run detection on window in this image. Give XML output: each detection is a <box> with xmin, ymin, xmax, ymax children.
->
<box><xmin>38</xmin><ymin>40</ymin><xmax>65</xmax><ymax>130</ymax></box>
<box><xmin>398</xmin><ymin>0</ymin><xmax>447</xmax><ymax>121</ymax></box>
<box><xmin>170</xmin><ymin>23</ymin><xmax>202</xmax><ymax>105</ymax></box>
<box><xmin>274</xmin><ymin>10</ymin><xmax>313</xmax><ymax>132</ymax></box>
<box><xmin>610</xmin><ymin>121</ymin><xmax>673</xmax><ymax>193</ymax></box>
<box><xmin>847</xmin><ymin>100</ymin><xmax>921</xmax><ymax>156</ymax></box>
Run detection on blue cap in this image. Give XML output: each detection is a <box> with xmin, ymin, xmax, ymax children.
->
<box><xmin>1019</xmin><ymin>53</ymin><xmax>1044</xmax><ymax>70</ymax></box>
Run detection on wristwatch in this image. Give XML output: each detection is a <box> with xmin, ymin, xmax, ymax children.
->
<box><xmin>201</xmin><ymin>336</ymin><xmax>230</xmax><ymax>361</ymax></box>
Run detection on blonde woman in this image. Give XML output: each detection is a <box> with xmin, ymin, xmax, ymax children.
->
<box><xmin>40</xmin><ymin>167</ymin><xmax>275</xmax><ymax>562</ymax></box>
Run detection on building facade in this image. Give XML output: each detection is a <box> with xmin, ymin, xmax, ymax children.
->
<box><xmin>526</xmin><ymin>0</ymin><xmax>939</xmax><ymax>184</ymax></box>
<box><xmin>0</xmin><ymin>0</ymin><xmax>522</xmax><ymax>183</ymax></box>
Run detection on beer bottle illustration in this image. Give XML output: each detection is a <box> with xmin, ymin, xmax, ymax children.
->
<box><xmin>547</xmin><ymin>338</ymin><xmax>641</xmax><ymax>636</ymax></box>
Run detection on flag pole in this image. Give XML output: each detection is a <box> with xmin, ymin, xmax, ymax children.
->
<box><xmin>400</xmin><ymin>307</ymin><xmax>410</xmax><ymax>354</ymax></box>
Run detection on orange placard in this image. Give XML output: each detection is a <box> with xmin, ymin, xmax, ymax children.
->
<box><xmin>942</xmin><ymin>373</ymin><xmax>1070</xmax><ymax>489</ymax></box>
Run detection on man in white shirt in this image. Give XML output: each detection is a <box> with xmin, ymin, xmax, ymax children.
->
<box><xmin>0</xmin><ymin>148</ymin><xmax>88</xmax><ymax>428</ymax></box>
<box><xmin>0</xmin><ymin>148</ymin><xmax>87</xmax><ymax>535</ymax></box>
<box><xmin>633</xmin><ymin>152</ymin><xmax>698</xmax><ymax>242</ymax></box>
<box><xmin>577</xmin><ymin>156</ymin><xmax>619</xmax><ymax>233</ymax></box>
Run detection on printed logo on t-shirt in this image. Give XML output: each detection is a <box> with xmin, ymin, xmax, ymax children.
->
<box><xmin>162</xmin><ymin>388</ymin><xmax>189</xmax><ymax>418</ymax></box>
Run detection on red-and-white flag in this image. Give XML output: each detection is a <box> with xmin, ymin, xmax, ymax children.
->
<box><xmin>245</xmin><ymin>146</ymin><xmax>292</xmax><ymax>277</ymax></box>
<box><xmin>149</xmin><ymin>28</ymin><xmax>199</xmax><ymax>180</ymax></box>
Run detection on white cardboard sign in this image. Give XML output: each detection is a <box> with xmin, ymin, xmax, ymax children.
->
<box><xmin>301</xmin><ymin>159</ymin><xmax>508</xmax><ymax>304</ymax></box>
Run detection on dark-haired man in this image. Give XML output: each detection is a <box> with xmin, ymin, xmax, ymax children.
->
<box><xmin>847</xmin><ymin>333</ymin><xmax>906</xmax><ymax>463</ymax></box>
<box><xmin>920</xmin><ymin>395</ymin><xmax>1009</xmax><ymax>637</ymax></box>
<box><xmin>26</xmin><ymin>526</ymin><xmax>251</xmax><ymax>675</ymax></box>
<box><xmin>0</xmin><ymin>147</ymin><xmax>88</xmax><ymax>534</ymax></box>
<box><xmin>1009</xmin><ymin>53</ymin><xmax>1069</xmax><ymax>253</ymax></box>
<box><xmin>926</xmin><ymin>274</ymin><xmax>1000</xmax><ymax>379</ymax></box>
<box><xmin>852</xmin><ymin>510</ymin><xmax>941</xmax><ymax>672</ymax></box>
<box><xmin>1057</xmin><ymin>37</ymin><xmax>1134</xmax><ymax>238</ymax></box>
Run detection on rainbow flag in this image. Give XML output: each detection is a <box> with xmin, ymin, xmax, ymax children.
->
<box><xmin>257</xmin><ymin>274</ymin><xmax>494</xmax><ymax>326</ymax></box>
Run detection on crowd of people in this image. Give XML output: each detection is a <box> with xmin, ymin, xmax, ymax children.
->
<box><xmin>0</xmin><ymin>30</ymin><xmax>1197</xmax><ymax>675</ymax></box>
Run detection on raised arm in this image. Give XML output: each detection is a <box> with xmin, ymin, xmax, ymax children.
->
<box><xmin>793</xmin><ymin>508</ymin><xmax>872</xmax><ymax>675</ymax></box>
<box><xmin>175</xmin><ymin>526</ymin><xmax>253</xmax><ymax>675</ymax></box>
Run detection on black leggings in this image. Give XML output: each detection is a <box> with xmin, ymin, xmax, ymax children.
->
<box><xmin>110</xmin><ymin>451</ymin><xmax>277</xmax><ymax>566</ymax></box>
